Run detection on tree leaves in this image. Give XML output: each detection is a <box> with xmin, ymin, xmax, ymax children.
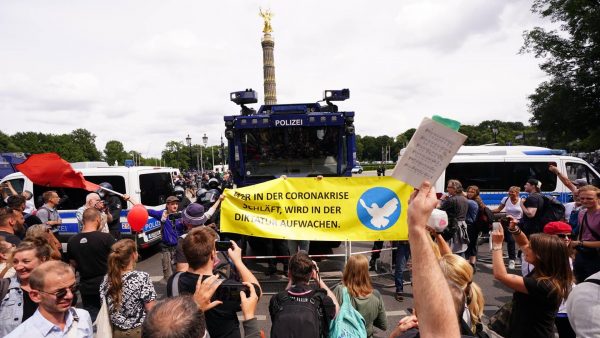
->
<box><xmin>523</xmin><ymin>0</ymin><xmax>600</xmax><ymax>150</ymax></box>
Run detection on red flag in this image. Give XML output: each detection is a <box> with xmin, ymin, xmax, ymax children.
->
<box><xmin>15</xmin><ymin>153</ymin><xmax>100</xmax><ymax>192</ymax></box>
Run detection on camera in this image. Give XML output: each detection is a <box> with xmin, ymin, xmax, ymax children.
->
<box><xmin>211</xmin><ymin>280</ymin><xmax>250</xmax><ymax>303</ymax></box>
<box><xmin>500</xmin><ymin>217</ymin><xmax>510</xmax><ymax>228</ymax></box>
<box><xmin>168</xmin><ymin>213</ymin><xmax>182</xmax><ymax>222</ymax></box>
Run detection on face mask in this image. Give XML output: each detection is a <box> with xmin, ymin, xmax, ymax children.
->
<box><xmin>98</xmin><ymin>191</ymin><xmax>106</xmax><ymax>198</ymax></box>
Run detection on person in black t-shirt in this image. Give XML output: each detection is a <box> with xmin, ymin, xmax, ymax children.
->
<box><xmin>67</xmin><ymin>208</ymin><xmax>115</xmax><ymax>321</ymax></box>
<box><xmin>521</xmin><ymin>178</ymin><xmax>545</xmax><ymax>235</ymax></box>
<box><xmin>166</xmin><ymin>226</ymin><xmax>261</xmax><ymax>338</ymax></box>
<box><xmin>491</xmin><ymin>217</ymin><xmax>573</xmax><ymax>338</ymax></box>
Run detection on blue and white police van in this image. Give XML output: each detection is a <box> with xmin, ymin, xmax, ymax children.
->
<box><xmin>1</xmin><ymin>163</ymin><xmax>180</xmax><ymax>250</ymax></box>
<box><xmin>430</xmin><ymin>145</ymin><xmax>600</xmax><ymax>207</ymax></box>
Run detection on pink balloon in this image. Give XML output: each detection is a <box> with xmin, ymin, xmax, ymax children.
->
<box><xmin>127</xmin><ymin>204</ymin><xmax>148</xmax><ymax>232</ymax></box>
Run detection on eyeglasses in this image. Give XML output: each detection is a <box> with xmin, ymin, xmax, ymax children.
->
<box><xmin>37</xmin><ymin>283</ymin><xmax>78</xmax><ymax>299</ymax></box>
<box><xmin>556</xmin><ymin>234</ymin><xmax>571</xmax><ymax>239</ymax></box>
<box><xmin>579</xmin><ymin>197</ymin><xmax>596</xmax><ymax>201</ymax></box>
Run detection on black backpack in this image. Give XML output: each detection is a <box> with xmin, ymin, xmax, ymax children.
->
<box><xmin>539</xmin><ymin>195</ymin><xmax>566</xmax><ymax>228</ymax></box>
<box><xmin>270</xmin><ymin>288</ymin><xmax>328</xmax><ymax>338</ymax></box>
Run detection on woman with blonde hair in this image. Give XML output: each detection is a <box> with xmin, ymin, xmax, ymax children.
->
<box><xmin>333</xmin><ymin>254</ymin><xmax>387</xmax><ymax>338</ymax></box>
<box><xmin>0</xmin><ymin>238</ymin><xmax>54</xmax><ymax>336</ymax></box>
<box><xmin>0</xmin><ymin>236</ymin><xmax>15</xmax><ymax>278</ymax></box>
<box><xmin>100</xmin><ymin>239</ymin><xmax>156</xmax><ymax>338</ymax></box>
<box><xmin>492</xmin><ymin>186</ymin><xmax>523</xmax><ymax>270</ymax></box>
<box><xmin>439</xmin><ymin>254</ymin><xmax>485</xmax><ymax>335</ymax></box>
<box><xmin>24</xmin><ymin>224</ymin><xmax>62</xmax><ymax>260</ymax></box>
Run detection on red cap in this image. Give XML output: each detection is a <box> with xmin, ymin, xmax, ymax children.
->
<box><xmin>543</xmin><ymin>221</ymin><xmax>572</xmax><ymax>235</ymax></box>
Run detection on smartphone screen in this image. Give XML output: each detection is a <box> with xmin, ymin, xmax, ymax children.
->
<box><xmin>215</xmin><ymin>241</ymin><xmax>233</xmax><ymax>252</ymax></box>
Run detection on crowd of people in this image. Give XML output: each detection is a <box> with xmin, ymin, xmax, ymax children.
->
<box><xmin>0</xmin><ymin>162</ymin><xmax>598</xmax><ymax>338</ymax></box>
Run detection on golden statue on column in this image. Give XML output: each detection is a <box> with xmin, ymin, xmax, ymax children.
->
<box><xmin>259</xmin><ymin>8</ymin><xmax>273</xmax><ymax>33</ymax></box>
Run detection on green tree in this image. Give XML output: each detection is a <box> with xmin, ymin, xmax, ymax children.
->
<box><xmin>103</xmin><ymin>140</ymin><xmax>128</xmax><ymax>165</ymax></box>
<box><xmin>70</xmin><ymin>129</ymin><xmax>101</xmax><ymax>161</ymax></box>
<box><xmin>162</xmin><ymin>141</ymin><xmax>187</xmax><ymax>169</ymax></box>
<box><xmin>522</xmin><ymin>0</ymin><xmax>600</xmax><ymax>150</ymax></box>
<box><xmin>0</xmin><ymin>131</ymin><xmax>21</xmax><ymax>152</ymax></box>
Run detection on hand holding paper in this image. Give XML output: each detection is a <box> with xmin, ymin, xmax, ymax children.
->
<box><xmin>392</xmin><ymin>116</ymin><xmax>467</xmax><ymax>188</ymax></box>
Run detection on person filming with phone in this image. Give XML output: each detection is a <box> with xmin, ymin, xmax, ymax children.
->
<box><xmin>165</xmin><ymin>226</ymin><xmax>261</xmax><ymax>338</ymax></box>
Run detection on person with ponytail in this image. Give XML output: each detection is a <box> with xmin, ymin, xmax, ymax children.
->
<box><xmin>100</xmin><ymin>239</ymin><xmax>156</xmax><ymax>338</ymax></box>
<box><xmin>439</xmin><ymin>254</ymin><xmax>485</xmax><ymax>336</ymax></box>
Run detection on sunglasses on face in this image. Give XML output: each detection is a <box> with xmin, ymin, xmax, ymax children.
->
<box><xmin>556</xmin><ymin>234</ymin><xmax>571</xmax><ymax>239</ymax></box>
<box><xmin>37</xmin><ymin>283</ymin><xmax>78</xmax><ymax>299</ymax></box>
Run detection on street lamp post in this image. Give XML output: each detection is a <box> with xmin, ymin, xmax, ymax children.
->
<box><xmin>202</xmin><ymin>133</ymin><xmax>208</xmax><ymax>172</ymax></box>
<box><xmin>185</xmin><ymin>134</ymin><xmax>192</xmax><ymax>170</ymax></box>
<box><xmin>491</xmin><ymin>127</ymin><xmax>499</xmax><ymax>143</ymax></box>
<box><xmin>220</xmin><ymin>135</ymin><xmax>225</xmax><ymax>166</ymax></box>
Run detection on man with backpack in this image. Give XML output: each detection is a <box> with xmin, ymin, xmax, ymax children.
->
<box><xmin>269</xmin><ymin>251</ymin><xmax>339</xmax><ymax>338</ymax></box>
<box><xmin>520</xmin><ymin>179</ymin><xmax>545</xmax><ymax>235</ymax></box>
<box><xmin>166</xmin><ymin>226</ymin><xmax>261</xmax><ymax>338</ymax></box>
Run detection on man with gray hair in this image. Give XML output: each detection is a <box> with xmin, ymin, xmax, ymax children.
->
<box><xmin>75</xmin><ymin>192</ymin><xmax>112</xmax><ymax>232</ymax></box>
<box><xmin>142</xmin><ymin>296</ymin><xmax>206</xmax><ymax>338</ymax></box>
<box><xmin>5</xmin><ymin>260</ymin><xmax>93</xmax><ymax>337</ymax></box>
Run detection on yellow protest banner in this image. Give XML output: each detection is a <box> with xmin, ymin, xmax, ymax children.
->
<box><xmin>221</xmin><ymin>177</ymin><xmax>413</xmax><ymax>241</ymax></box>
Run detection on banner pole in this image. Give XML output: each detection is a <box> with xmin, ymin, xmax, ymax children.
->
<box><xmin>346</xmin><ymin>240</ymin><xmax>351</xmax><ymax>265</ymax></box>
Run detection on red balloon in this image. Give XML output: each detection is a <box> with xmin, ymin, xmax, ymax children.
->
<box><xmin>127</xmin><ymin>204</ymin><xmax>149</xmax><ymax>232</ymax></box>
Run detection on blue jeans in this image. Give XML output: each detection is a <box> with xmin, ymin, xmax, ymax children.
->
<box><xmin>394</xmin><ymin>241</ymin><xmax>410</xmax><ymax>293</ymax></box>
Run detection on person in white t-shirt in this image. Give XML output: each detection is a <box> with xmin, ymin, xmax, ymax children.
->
<box><xmin>492</xmin><ymin>186</ymin><xmax>523</xmax><ymax>270</ymax></box>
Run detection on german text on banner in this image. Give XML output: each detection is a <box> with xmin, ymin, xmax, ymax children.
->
<box><xmin>221</xmin><ymin>177</ymin><xmax>413</xmax><ymax>241</ymax></box>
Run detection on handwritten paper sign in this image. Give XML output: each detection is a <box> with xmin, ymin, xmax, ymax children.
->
<box><xmin>391</xmin><ymin>117</ymin><xmax>467</xmax><ymax>188</ymax></box>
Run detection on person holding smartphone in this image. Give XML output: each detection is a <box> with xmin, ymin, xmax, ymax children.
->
<box><xmin>166</xmin><ymin>226</ymin><xmax>261</xmax><ymax>338</ymax></box>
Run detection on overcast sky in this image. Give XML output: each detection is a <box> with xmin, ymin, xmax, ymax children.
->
<box><xmin>0</xmin><ymin>0</ymin><xmax>550</xmax><ymax>158</ymax></box>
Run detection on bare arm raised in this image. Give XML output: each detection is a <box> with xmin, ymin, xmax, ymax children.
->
<box><xmin>408</xmin><ymin>181</ymin><xmax>460</xmax><ymax>338</ymax></box>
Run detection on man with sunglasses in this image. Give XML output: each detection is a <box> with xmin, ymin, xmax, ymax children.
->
<box><xmin>5</xmin><ymin>260</ymin><xmax>93</xmax><ymax>337</ymax></box>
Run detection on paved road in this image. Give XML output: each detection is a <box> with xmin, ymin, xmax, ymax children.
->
<box><xmin>136</xmin><ymin>171</ymin><xmax>515</xmax><ymax>337</ymax></box>
<box><xmin>138</xmin><ymin>239</ymin><xmax>515</xmax><ymax>337</ymax></box>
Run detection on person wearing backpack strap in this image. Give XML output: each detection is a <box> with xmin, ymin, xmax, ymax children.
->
<box><xmin>36</xmin><ymin>191</ymin><xmax>62</xmax><ymax>235</ymax></box>
<box><xmin>269</xmin><ymin>250</ymin><xmax>338</xmax><ymax>338</ymax></box>
<box><xmin>520</xmin><ymin>179</ymin><xmax>545</xmax><ymax>236</ymax></box>
<box><xmin>166</xmin><ymin>226</ymin><xmax>262</xmax><ymax>338</ymax></box>
<box><xmin>571</xmin><ymin>185</ymin><xmax>600</xmax><ymax>283</ymax></box>
<box><xmin>332</xmin><ymin>254</ymin><xmax>385</xmax><ymax>338</ymax></box>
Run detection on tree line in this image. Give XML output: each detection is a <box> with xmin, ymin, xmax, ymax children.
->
<box><xmin>0</xmin><ymin>119</ymin><xmax>544</xmax><ymax>169</ymax></box>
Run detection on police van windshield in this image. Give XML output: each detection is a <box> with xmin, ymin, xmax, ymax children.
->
<box><xmin>241</xmin><ymin>126</ymin><xmax>343</xmax><ymax>177</ymax></box>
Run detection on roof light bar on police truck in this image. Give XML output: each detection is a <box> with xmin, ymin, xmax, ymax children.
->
<box><xmin>323</xmin><ymin>89</ymin><xmax>350</xmax><ymax>102</ymax></box>
<box><xmin>230</xmin><ymin>89</ymin><xmax>258</xmax><ymax>116</ymax></box>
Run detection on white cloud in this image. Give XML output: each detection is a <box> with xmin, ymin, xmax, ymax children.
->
<box><xmin>0</xmin><ymin>0</ymin><xmax>550</xmax><ymax>158</ymax></box>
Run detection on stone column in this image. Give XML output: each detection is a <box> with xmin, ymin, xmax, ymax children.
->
<box><xmin>261</xmin><ymin>33</ymin><xmax>277</xmax><ymax>105</ymax></box>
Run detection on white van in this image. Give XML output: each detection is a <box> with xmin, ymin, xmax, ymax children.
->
<box><xmin>1</xmin><ymin>163</ymin><xmax>181</xmax><ymax>249</ymax></box>
<box><xmin>431</xmin><ymin>146</ymin><xmax>600</xmax><ymax>207</ymax></box>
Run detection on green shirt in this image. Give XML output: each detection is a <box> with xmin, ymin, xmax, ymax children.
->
<box><xmin>333</xmin><ymin>284</ymin><xmax>387</xmax><ymax>338</ymax></box>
